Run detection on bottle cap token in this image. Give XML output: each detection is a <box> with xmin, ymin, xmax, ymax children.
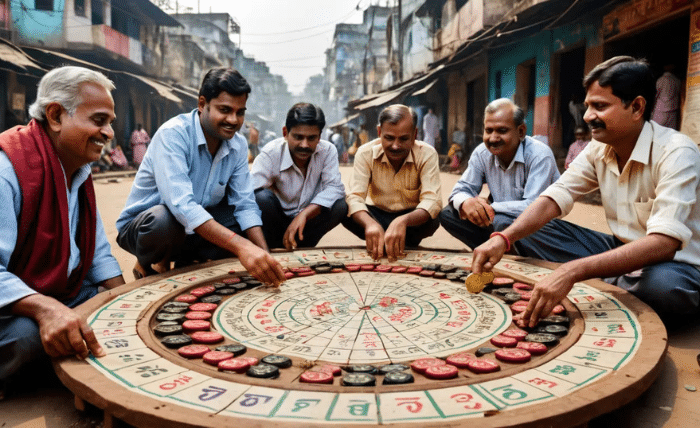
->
<box><xmin>425</xmin><ymin>364</ymin><xmax>459</xmax><ymax>379</ymax></box>
<box><xmin>261</xmin><ymin>355</ymin><xmax>292</xmax><ymax>369</ymax></box>
<box><xmin>177</xmin><ymin>344</ymin><xmax>210</xmax><ymax>358</ymax></box>
<box><xmin>153</xmin><ymin>323</ymin><xmax>183</xmax><ymax>337</ymax></box>
<box><xmin>382</xmin><ymin>371</ymin><xmax>415</xmax><ymax>385</ymax></box>
<box><xmin>190</xmin><ymin>286</ymin><xmax>215</xmax><ymax>298</ymax></box>
<box><xmin>189</xmin><ymin>303</ymin><xmax>218</xmax><ymax>312</ymax></box>
<box><xmin>215</xmin><ymin>344</ymin><xmax>247</xmax><ymax>356</ymax></box>
<box><xmin>495</xmin><ymin>348</ymin><xmax>532</xmax><ymax>363</ymax></box>
<box><xmin>445</xmin><ymin>353</ymin><xmax>476</xmax><ymax>368</ymax></box>
<box><xmin>185</xmin><ymin>311</ymin><xmax>212</xmax><ymax>320</ymax></box>
<box><xmin>490</xmin><ymin>335</ymin><xmax>518</xmax><ymax>347</ymax></box>
<box><xmin>516</xmin><ymin>341</ymin><xmax>548</xmax><ymax>355</ymax></box>
<box><xmin>410</xmin><ymin>358</ymin><xmax>445</xmax><ymax>373</ymax></box>
<box><xmin>300</xmin><ymin>371</ymin><xmax>334</xmax><ymax>384</ymax></box>
<box><xmin>182</xmin><ymin>320</ymin><xmax>211</xmax><ymax>332</ymax></box>
<box><xmin>218</xmin><ymin>357</ymin><xmax>250</xmax><ymax>373</ymax></box>
<box><xmin>246</xmin><ymin>363</ymin><xmax>279</xmax><ymax>379</ymax></box>
<box><xmin>342</xmin><ymin>373</ymin><xmax>375</xmax><ymax>386</ymax></box>
<box><xmin>465</xmin><ymin>272</ymin><xmax>494</xmax><ymax>293</ymax></box>
<box><xmin>161</xmin><ymin>334</ymin><xmax>193</xmax><ymax>349</ymax></box>
<box><xmin>378</xmin><ymin>364</ymin><xmax>409</xmax><ymax>375</ymax></box>
<box><xmin>501</xmin><ymin>329</ymin><xmax>529</xmax><ymax>341</ymax></box>
<box><xmin>466</xmin><ymin>358</ymin><xmax>501</xmax><ymax>373</ymax></box>
<box><xmin>175</xmin><ymin>294</ymin><xmax>197</xmax><ymax>303</ymax></box>
<box><xmin>203</xmin><ymin>351</ymin><xmax>234</xmax><ymax>365</ymax></box>
<box><xmin>191</xmin><ymin>331</ymin><xmax>224</xmax><ymax>344</ymax></box>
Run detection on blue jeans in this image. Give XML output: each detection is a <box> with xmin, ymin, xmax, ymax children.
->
<box><xmin>255</xmin><ymin>189</ymin><xmax>348</xmax><ymax>249</ymax></box>
<box><xmin>516</xmin><ymin>218</ymin><xmax>700</xmax><ymax>318</ymax></box>
<box><xmin>341</xmin><ymin>205</ymin><xmax>440</xmax><ymax>247</ymax></box>
<box><xmin>0</xmin><ymin>285</ymin><xmax>100</xmax><ymax>381</ymax></box>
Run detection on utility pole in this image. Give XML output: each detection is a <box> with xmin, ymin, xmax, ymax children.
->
<box><xmin>397</xmin><ymin>0</ymin><xmax>402</xmax><ymax>82</ymax></box>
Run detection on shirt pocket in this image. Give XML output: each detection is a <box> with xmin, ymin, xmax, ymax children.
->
<box><xmin>633</xmin><ymin>199</ymin><xmax>654</xmax><ymax>228</ymax></box>
<box><xmin>210</xmin><ymin>180</ymin><xmax>226</xmax><ymax>203</ymax></box>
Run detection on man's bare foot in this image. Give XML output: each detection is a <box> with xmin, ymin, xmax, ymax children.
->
<box><xmin>153</xmin><ymin>259</ymin><xmax>171</xmax><ymax>274</ymax></box>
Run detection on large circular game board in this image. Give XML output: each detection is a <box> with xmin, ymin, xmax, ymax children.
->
<box><xmin>55</xmin><ymin>248</ymin><xmax>668</xmax><ymax>427</ymax></box>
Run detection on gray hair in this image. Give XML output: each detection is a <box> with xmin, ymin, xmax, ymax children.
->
<box><xmin>378</xmin><ymin>104</ymin><xmax>418</xmax><ymax>129</ymax></box>
<box><xmin>484</xmin><ymin>98</ymin><xmax>525</xmax><ymax>127</ymax></box>
<box><xmin>28</xmin><ymin>66</ymin><xmax>115</xmax><ymax>122</ymax></box>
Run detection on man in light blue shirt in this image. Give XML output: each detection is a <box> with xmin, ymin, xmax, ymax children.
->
<box><xmin>439</xmin><ymin>98</ymin><xmax>559</xmax><ymax>250</ymax></box>
<box><xmin>117</xmin><ymin>67</ymin><xmax>285</xmax><ymax>285</ymax></box>
<box><xmin>251</xmin><ymin>103</ymin><xmax>347</xmax><ymax>249</ymax></box>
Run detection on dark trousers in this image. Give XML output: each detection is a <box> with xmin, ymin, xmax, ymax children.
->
<box><xmin>438</xmin><ymin>205</ymin><xmax>516</xmax><ymax>250</ymax></box>
<box><xmin>117</xmin><ymin>203</ymin><xmax>243</xmax><ymax>267</ymax></box>
<box><xmin>255</xmin><ymin>188</ymin><xmax>348</xmax><ymax>249</ymax></box>
<box><xmin>341</xmin><ymin>205</ymin><xmax>440</xmax><ymax>247</ymax></box>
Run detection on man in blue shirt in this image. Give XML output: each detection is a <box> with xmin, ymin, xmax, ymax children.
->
<box><xmin>117</xmin><ymin>67</ymin><xmax>285</xmax><ymax>285</ymax></box>
<box><xmin>439</xmin><ymin>98</ymin><xmax>560</xmax><ymax>250</ymax></box>
<box><xmin>0</xmin><ymin>66</ymin><xmax>125</xmax><ymax>396</ymax></box>
<box><xmin>250</xmin><ymin>103</ymin><xmax>347</xmax><ymax>249</ymax></box>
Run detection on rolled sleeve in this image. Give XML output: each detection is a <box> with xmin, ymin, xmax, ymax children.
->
<box><xmin>310</xmin><ymin>145</ymin><xmax>346</xmax><ymax>209</ymax></box>
<box><xmin>346</xmin><ymin>147</ymin><xmax>372</xmax><ymax>216</ymax></box>
<box><xmin>227</xmin><ymin>148</ymin><xmax>262</xmax><ymax>231</ymax></box>
<box><xmin>541</xmin><ymin>144</ymin><xmax>599</xmax><ymax>218</ymax></box>
<box><xmin>416</xmin><ymin>149</ymin><xmax>442</xmax><ymax>218</ymax></box>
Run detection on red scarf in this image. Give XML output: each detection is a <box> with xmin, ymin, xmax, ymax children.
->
<box><xmin>0</xmin><ymin>119</ymin><xmax>96</xmax><ymax>300</ymax></box>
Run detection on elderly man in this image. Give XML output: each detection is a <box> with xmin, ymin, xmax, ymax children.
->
<box><xmin>0</xmin><ymin>66</ymin><xmax>125</xmax><ymax>394</ymax></box>
<box><xmin>117</xmin><ymin>67</ymin><xmax>285</xmax><ymax>286</ymax></box>
<box><xmin>251</xmin><ymin>103</ymin><xmax>347</xmax><ymax>249</ymax></box>
<box><xmin>343</xmin><ymin>104</ymin><xmax>442</xmax><ymax>261</ymax></box>
<box><xmin>439</xmin><ymin>98</ymin><xmax>559</xmax><ymax>250</ymax></box>
<box><xmin>472</xmin><ymin>56</ymin><xmax>700</xmax><ymax>326</ymax></box>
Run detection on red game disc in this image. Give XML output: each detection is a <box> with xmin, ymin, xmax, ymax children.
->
<box><xmin>203</xmin><ymin>351</ymin><xmax>234</xmax><ymax>366</ymax></box>
<box><xmin>424</xmin><ymin>364</ymin><xmax>458</xmax><ymax>380</ymax></box>
<box><xmin>297</xmin><ymin>271</ymin><xmax>315</xmax><ymax>277</ymax></box>
<box><xmin>185</xmin><ymin>311</ymin><xmax>212</xmax><ymax>320</ymax></box>
<box><xmin>406</xmin><ymin>266</ymin><xmax>423</xmax><ymax>274</ymax></box>
<box><xmin>490</xmin><ymin>335</ymin><xmax>518</xmax><ymax>347</ymax></box>
<box><xmin>511</xmin><ymin>301</ymin><xmax>529</xmax><ymax>313</ymax></box>
<box><xmin>410</xmin><ymin>358</ymin><xmax>445</xmax><ymax>373</ymax></box>
<box><xmin>284</xmin><ymin>271</ymin><xmax>295</xmax><ymax>279</ymax></box>
<box><xmin>291</xmin><ymin>267</ymin><xmax>313</xmax><ymax>273</ymax></box>
<box><xmin>331</xmin><ymin>268</ymin><xmax>344</xmax><ymax>273</ymax></box>
<box><xmin>189</xmin><ymin>303</ymin><xmax>218</xmax><ymax>312</ymax></box>
<box><xmin>182</xmin><ymin>320</ymin><xmax>211</xmax><ymax>332</ymax></box>
<box><xmin>241</xmin><ymin>357</ymin><xmax>259</xmax><ymax>366</ymax></box>
<box><xmin>552</xmin><ymin>304</ymin><xmax>566</xmax><ymax>314</ymax></box>
<box><xmin>495</xmin><ymin>348</ymin><xmax>532</xmax><ymax>363</ymax></box>
<box><xmin>492</xmin><ymin>277</ymin><xmax>514</xmax><ymax>286</ymax></box>
<box><xmin>419</xmin><ymin>270</ymin><xmax>435</xmax><ymax>277</ymax></box>
<box><xmin>190</xmin><ymin>286</ymin><xmax>215</xmax><ymax>298</ymax></box>
<box><xmin>318</xmin><ymin>364</ymin><xmax>342</xmax><ymax>376</ymax></box>
<box><xmin>218</xmin><ymin>357</ymin><xmax>251</xmax><ymax>373</ymax></box>
<box><xmin>516</xmin><ymin>341</ymin><xmax>548</xmax><ymax>355</ymax></box>
<box><xmin>177</xmin><ymin>344</ymin><xmax>210</xmax><ymax>359</ymax></box>
<box><xmin>300</xmin><ymin>371</ymin><xmax>334</xmax><ymax>384</ymax></box>
<box><xmin>513</xmin><ymin>282</ymin><xmax>533</xmax><ymax>291</ymax></box>
<box><xmin>519</xmin><ymin>291</ymin><xmax>533</xmax><ymax>301</ymax></box>
<box><xmin>501</xmin><ymin>329</ymin><xmax>528</xmax><ymax>341</ymax></box>
<box><xmin>222</xmin><ymin>277</ymin><xmax>241</xmax><ymax>284</ymax></box>
<box><xmin>361</xmin><ymin>264</ymin><xmax>375</xmax><ymax>271</ymax></box>
<box><xmin>445</xmin><ymin>353</ymin><xmax>475</xmax><ymax>368</ymax></box>
<box><xmin>346</xmin><ymin>265</ymin><xmax>361</xmax><ymax>272</ymax></box>
<box><xmin>191</xmin><ymin>331</ymin><xmax>224</xmax><ymax>344</ymax></box>
<box><xmin>175</xmin><ymin>294</ymin><xmax>197</xmax><ymax>303</ymax></box>
<box><xmin>391</xmin><ymin>266</ymin><xmax>408</xmax><ymax>273</ymax></box>
<box><xmin>466</xmin><ymin>359</ymin><xmax>501</xmax><ymax>374</ymax></box>
<box><xmin>375</xmin><ymin>265</ymin><xmax>392</xmax><ymax>272</ymax></box>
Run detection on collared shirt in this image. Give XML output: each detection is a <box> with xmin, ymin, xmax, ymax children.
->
<box><xmin>449</xmin><ymin>136</ymin><xmax>560</xmax><ymax>216</ymax></box>
<box><xmin>250</xmin><ymin>137</ymin><xmax>346</xmax><ymax>217</ymax></box>
<box><xmin>346</xmin><ymin>138</ymin><xmax>442</xmax><ymax>218</ymax></box>
<box><xmin>542</xmin><ymin>121</ymin><xmax>700</xmax><ymax>269</ymax></box>
<box><xmin>117</xmin><ymin>109</ymin><xmax>261</xmax><ymax>235</ymax></box>
<box><xmin>0</xmin><ymin>152</ymin><xmax>122</xmax><ymax>309</ymax></box>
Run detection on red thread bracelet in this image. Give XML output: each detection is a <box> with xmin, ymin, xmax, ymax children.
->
<box><xmin>490</xmin><ymin>232</ymin><xmax>512</xmax><ymax>252</ymax></box>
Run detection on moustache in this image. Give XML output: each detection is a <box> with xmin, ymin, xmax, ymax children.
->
<box><xmin>293</xmin><ymin>147</ymin><xmax>314</xmax><ymax>155</ymax></box>
<box><xmin>588</xmin><ymin>119</ymin><xmax>606</xmax><ymax>130</ymax></box>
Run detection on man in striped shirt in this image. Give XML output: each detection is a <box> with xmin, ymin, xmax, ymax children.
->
<box><xmin>250</xmin><ymin>103</ymin><xmax>347</xmax><ymax>250</ymax></box>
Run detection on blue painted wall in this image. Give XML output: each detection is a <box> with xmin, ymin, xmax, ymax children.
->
<box><xmin>13</xmin><ymin>0</ymin><xmax>65</xmax><ymax>46</ymax></box>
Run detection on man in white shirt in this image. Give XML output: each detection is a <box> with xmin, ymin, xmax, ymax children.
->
<box><xmin>250</xmin><ymin>103</ymin><xmax>347</xmax><ymax>249</ymax></box>
<box><xmin>422</xmin><ymin>107</ymin><xmax>439</xmax><ymax>149</ymax></box>
<box><xmin>472</xmin><ymin>56</ymin><xmax>700</xmax><ymax>325</ymax></box>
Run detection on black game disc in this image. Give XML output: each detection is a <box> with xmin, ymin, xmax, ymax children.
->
<box><xmin>231</xmin><ymin>282</ymin><xmax>248</xmax><ymax>290</ymax></box>
<box><xmin>161</xmin><ymin>334</ymin><xmax>193</xmax><ymax>348</ymax></box>
<box><xmin>425</xmin><ymin>263</ymin><xmax>439</xmax><ymax>271</ymax></box>
<box><xmin>342</xmin><ymin>373</ymin><xmax>376</xmax><ymax>387</ymax></box>
<box><xmin>246</xmin><ymin>363</ymin><xmax>279</xmax><ymax>379</ymax></box>
<box><xmin>475</xmin><ymin>347</ymin><xmax>497</xmax><ymax>357</ymax></box>
<box><xmin>502</xmin><ymin>293</ymin><xmax>523</xmax><ymax>304</ymax></box>
<box><xmin>216</xmin><ymin>288</ymin><xmax>238</xmax><ymax>295</ymax></box>
<box><xmin>345</xmin><ymin>365</ymin><xmax>377</xmax><ymax>374</ymax></box>
<box><xmin>446</xmin><ymin>273</ymin><xmax>463</xmax><ymax>282</ymax></box>
<box><xmin>439</xmin><ymin>264</ymin><xmax>458</xmax><ymax>273</ymax></box>
<box><xmin>156</xmin><ymin>312</ymin><xmax>186</xmax><ymax>323</ymax></box>
<box><xmin>433</xmin><ymin>272</ymin><xmax>447</xmax><ymax>279</ymax></box>
<box><xmin>539</xmin><ymin>324</ymin><xmax>569</xmax><ymax>336</ymax></box>
<box><xmin>261</xmin><ymin>355</ymin><xmax>292</xmax><ymax>368</ymax></box>
<box><xmin>162</xmin><ymin>301</ymin><xmax>192</xmax><ymax>310</ymax></box>
<box><xmin>314</xmin><ymin>266</ymin><xmax>332</xmax><ymax>273</ymax></box>
<box><xmin>329</xmin><ymin>262</ymin><xmax>345</xmax><ymax>269</ymax></box>
<box><xmin>382</xmin><ymin>371</ymin><xmax>414</xmax><ymax>385</ymax></box>
<box><xmin>160</xmin><ymin>305</ymin><xmax>189</xmax><ymax>314</ymax></box>
<box><xmin>153</xmin><ymin>323</ymin><xmax>183</xmax><ymax>337</ymax></box>
<box><xmin>539</xmin><ymin>315</ymin><xmax>570</xmax><ymax>326</ymax></box>
<box><xmin>378</xmin><ymin>364</ymin><xmax>409</xmax><ymax>375</ymax></box>
<box><xmin>525</xmin><ymin>333</ymin><xmax>560</xmax><ymax>346</ymax></box>
<box><xmin>245</xmin><ymin>280</ymin><xmax>263</xmax><ymax>287</ymax></box>
<box><xmin>215</xmin><ymin>344</ymin><xmax>247</xmax><ymax>356</ymax></box>
<box><xmin>200</xmin><ymin>295</ymin><xmax>223</xmax><ymax>304</ymax></box>
<box><xmin>212</xmin><ymin>282</ymin><xmax>229</xmax><ymax>290</ymax></box>
<box><xmin>491</xmin><ymin>288</ymin><xmax>516</xmax><ymax>297</ymax></box>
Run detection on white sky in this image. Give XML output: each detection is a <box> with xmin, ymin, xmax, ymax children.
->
<box><xmin>177</xmin><ymin>0</ymin><xmax>375</xmax><ymax>94</ymax></box>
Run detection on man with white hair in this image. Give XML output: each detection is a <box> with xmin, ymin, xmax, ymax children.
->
<box><xmin>0</xmin><ymin>66</ymin><xmax>125</xmax><ymax>397</ymax></box>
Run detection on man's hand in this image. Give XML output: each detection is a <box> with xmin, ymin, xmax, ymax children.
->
<box><xmin>284</xmin><ymin>212</ymin><xmax>309</xmax><ymax>250</ymax></box>
<box><xmin>460</xmin><ymin>197</ymin><xmax>495</xmax><ymax>227</ymax></box>
<box><xmin>236</xmin><ymin>238</ymin><xmax>286</xmax><ymax>286</ymax></box>
<box><xmin>517</xmin><ymin>266</ymin><xmax>576</xmax><ymax>327</ymax></box>
<box><xmin>471</xmin><ymin>235</ymin><xmax>508</xmax><ymax>274</ymax></box>
<box><xmin>15</xmin><ymin>294</ymin><xmax>104</xmax><ymax>359</ymax></box>
<box><xmin>364</xmin><ymin>221</ymin><xmax>386</xmax><ymax>260</ymax></box>
<box><xmin>384</xmin><ymin>217</ymin><xmax>408</xmax><ymax>262</ymax></box>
